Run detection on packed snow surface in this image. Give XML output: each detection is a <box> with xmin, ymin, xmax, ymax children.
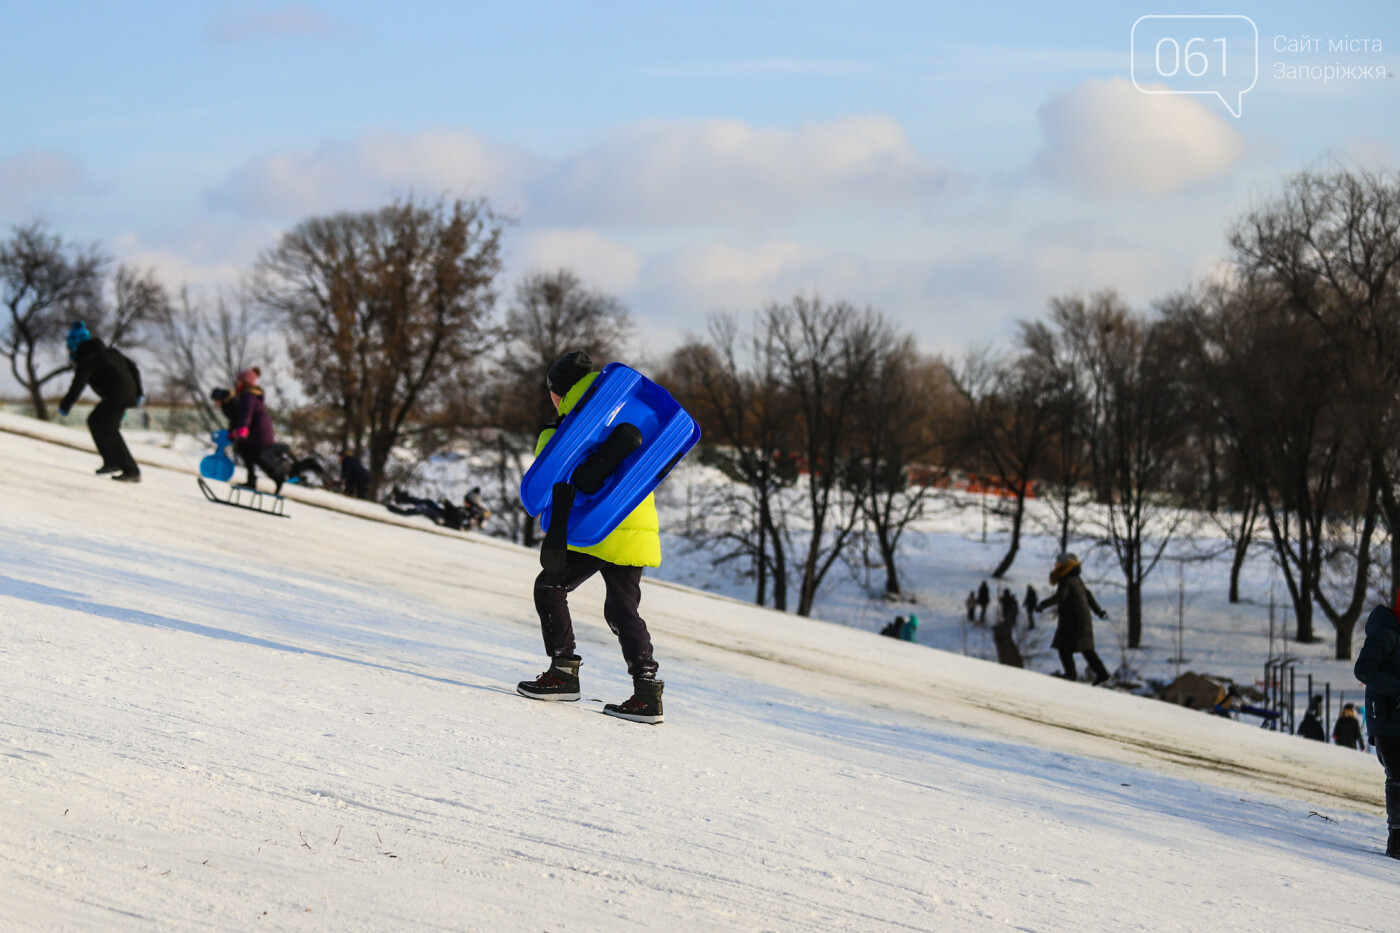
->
<box><xmin>0</xmin><ymin>414</ymin><xmax>1395</xmax><ymax>931</ymax></box>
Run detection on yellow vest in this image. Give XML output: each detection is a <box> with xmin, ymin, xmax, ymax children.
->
<box><xmin>534</xmin><ymin>372</ymin><xmax>662</xmax><ymax>567</ymax></box>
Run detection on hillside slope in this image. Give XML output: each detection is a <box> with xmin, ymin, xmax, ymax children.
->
<box><xmin>0</xmin><ymin>422</ymin><xmax>1394</xmax><ymax>931</ymax></box>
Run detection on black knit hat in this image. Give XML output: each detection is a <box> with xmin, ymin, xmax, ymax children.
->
<box><xmin>547</xmin><ymin>350</ymin><xmax>594</xmax><ymax>397</ymax></box>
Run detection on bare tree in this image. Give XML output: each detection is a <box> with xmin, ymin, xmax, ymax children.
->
<box><xmin>150</xmin><ymin>288</ymin><xmax>267</xmax><ymax>432</ymax></box>
<box><xmin>1174</xmin><ymin>281</ymin><xmax>1364</xmax><ymax>649</ymax></box>
<box><xmin>767</xmin><ymin>296</ymin><xmax>892</xmax><ymax>617</ymax></box>
<box><xmin>847</xmin><ymin>345</ymin><xmax>954</xmax><ymax>597</ymax></box>
<box><xmin>1</xmin><ymin>222</ymin><xmax>103</xmax><ymax>419</ymax></box>
<box><xmin>1229</xmin><ymin>166</ymin><xmax>1400</xmax><ymax>611</ymax></box>
<box><xmin>666</xmin><ymin>318</ymin><xmax>797</xmax><ymax>610</ymax></box>
<box><xmin>497</xmin><ymin>268</ymin><xmax>632</xmax><ymax>430</ymax></box>
<box><xmin>251</xmin><ymin>196</ymin><xmax>504</xmax><ymax>495</ymax></box>
<box><xmin>1018</xmin><ymin>309</ymin><xmax>1093</xmax><ymax>555</ymax></box>
<box><xmin>952</xmin><ymin>347</ymin><xmax>1053</xmax><ymax>579</ymax></box>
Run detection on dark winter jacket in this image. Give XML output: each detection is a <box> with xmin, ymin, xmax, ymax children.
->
<box><xmin>1355</xmin><ymin>604</ymin><xmax>1400</xmax><ymax>742</ymax></box>
<box><xmin>235</xmin><ymin>386</ymin><xmax>276</xmax><ymax>447</ymax></box>
<box><xmin>60</xmin><ymin>338</ymin><xmax>142</xmax><ymax>410</ymax></box>
<box><xmin>340</xmin><ymin>455</ymin><xmax>370</xmax><ymax>488</ymax></box>
<box><xmin>1298</xmin><ymin>711</ymin><xmax>1326</xmax><ymax>741</ymax></box>
<box><xmin>219</xmin><ymin>396</ymin><xmax>241</xmax><ymax>432</ymax></box>
<box><xmin>1038</xmin><ymin>569</ymin><xmax>1105</xmax><ymax>653</ymax></box>
<box><xmin>1333</xmin><ymin>711</ymin><xmax>1366</xmax><ymax>750</ymax></box>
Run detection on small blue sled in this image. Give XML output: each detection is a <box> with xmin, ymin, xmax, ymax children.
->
<box><xmin>200</xmin><ymin>429</ymin><xmax>236</xmax><ymax>482</ymax></box>
<box><xmin>520</xmin><ymin>363</ymin><xmax>700</xmax><ymax>550</ymax></box>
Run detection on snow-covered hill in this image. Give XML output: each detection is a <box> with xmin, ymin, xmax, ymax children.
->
<box><xmin>0</xmin><ymin>417</ymin><xmax>1394</xmax><ymax>931</ymax></box>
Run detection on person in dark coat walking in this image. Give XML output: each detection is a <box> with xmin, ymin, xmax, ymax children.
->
<box><xmin>1024</xmin><ymin>584</ymin><xmax>1038</xmax><ymax>630</ymax></box>
<box><xmin>338</xmin><ymin>451</ymin><xmax>371</xmax><ymax>499</ymax></box>
<box><xmin>1355</xmin><ymin>599</ymin><xmax>1400</xmax><ymax>858</ymax></box>
<box><xmin>1036</xmin><ymin>553</ymin><xmax>1110</xmax><ymax>685</ymax></box>
<box><xmin>1298</xmin><ymin>695</ymin><xmax>1326</xmax><ymax>741</ymax></box>
<box><xmin>999</xmin><ymin>589</ymin><xmax>1019</xmax><ymax>628</ymax></box>
<box><xmin>976</xmin><ymin>580</ymin><xmax>990</xmax><ymax>624</ymax></box>
<box><xmin>1333</xmin><ymin>703</ymin><xmax>1366</xmax><ymax>751</ymax></box>
<box><xmin>57</xmin><ymin>321</ymin><xmax>143</xmax><ymax>482</ymax></box>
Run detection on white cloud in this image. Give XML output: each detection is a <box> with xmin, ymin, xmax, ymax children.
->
<box><xmin>0</xmin><ymin>150</ymin><xmax>89</xmax><ymax>219</ymax></box>
<box><xmin>539</xmin><ymin>115</ymin><xmax>949</xmax><ymax>224</ymax></box>
<box><xmin>207</xmin><ymin>129</ymin><xmax>537</xmax><ymax>219</ymax></box>
<box><xmin>208</xmin><ymin>115</ymin><xmax>950</xmax><ymax>226</ymax></box>
<box><xmin>206</xmin><ymin>3</ymin><xmax>354</xmax><ymax>42</ymax></box>
<box><xmin>1035</xmin><ymin>77</ymin><xmax>1245</xmax><ymax>196</ymax></box>
<box><xmin>519</xmin><ymin>229</ymin><xmax>642</xmax><ymax>294</ymax></box>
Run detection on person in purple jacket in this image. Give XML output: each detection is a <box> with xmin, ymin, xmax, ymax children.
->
<box><xmin>229</xmin><ymin>367</ymin><xmax>276</xmax><ymax>490</ymax></box>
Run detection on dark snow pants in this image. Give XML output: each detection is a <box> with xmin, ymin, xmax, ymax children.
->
<box><xmin>88</xmin><ymin>399</ymin><xmax>137</xmax><ymax>475</ymax></box>
<box><xmin>534</xmin><ymin>551</ymin><xmax>658</xmax><ymax>679</ymax></box>
<box><xmin>1377</xmin><ymin>735</ymin><xmax>1400</xmax><ymax>829</ymax></box>
<box><xmin>1058</xmin><ymin>647</ymin><xmax>1109</xmax><ymax>682</ymax></box>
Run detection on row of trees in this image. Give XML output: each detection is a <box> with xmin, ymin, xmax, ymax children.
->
<box><xmin>4</xmin><ymin>168</ymin><xmax>1397</xmax><ymax>657</ymax></box>
<box><xmin>944</xmin><ymin>168</ymin><xmax>1400</xmax><ymax>660</ymax></box>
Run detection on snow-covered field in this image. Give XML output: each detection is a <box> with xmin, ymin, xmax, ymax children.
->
<box><xmin>403</xmin><ymin>444</ymin><xmax>1367</xmax><ymax>702</ymax></box>
<box><xmin>1</xmin><ymin>414</ymin><xmax>1397</xmax><ymax>931</ymax></box>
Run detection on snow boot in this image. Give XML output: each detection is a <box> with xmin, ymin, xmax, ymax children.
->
<box><xmin>517</xmin><ymin>656</ymin><xmax>581</xmax><ymax>702</ymax></box>
<box><xmin>1388</xmin><ymin>829</ymin><xmax>1400</xmax><ymax>859</ymax></box>
<box><xmin>112</xmin><ymin>471</ymin><xmax>141</xmax><ymax>483</ymax></box>
<box><xmin>604</xmin><ymin>677</ymin><xmax>664</xmax><ymax>724</ymax></box>
<box><xmin>96</xmin><ymin>464</ymin><xmax>120</xmax><ymax>475</ymax></box>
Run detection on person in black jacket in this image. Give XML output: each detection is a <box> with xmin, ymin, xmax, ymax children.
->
<box><xmin>1355</xmin><ymin>600</ymin><xmax>1400</xmax><ymax>858</ymax></box>
<box><xmin>1036</xmin><ymin>552</ymin><xmax>1111</xmax><ymax>685</ymax></box>
<box><xmin>1333</xmin><ymin>703</ymin><xmax>1366</xmax><ymax>751</ymax></box>
<box><xmin>1297</xmin><ymin>695</ymin><xmax>1326</xmax><ymax>741</ymax></box>
<box><xmin>338</xmin><ymin>451</ymin><xmax>370</xmax><ymax>499</ymax></box>
<box><xmin>57</xmin><ymin>321</ymin><xmax>142</xmax><ymax>483</ymax></box>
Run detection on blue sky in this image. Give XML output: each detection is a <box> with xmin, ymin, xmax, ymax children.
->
<box><xmin>2</xmin><ymin>0</ymin><xmax>1398</xmax><ymax>363</ymax></box>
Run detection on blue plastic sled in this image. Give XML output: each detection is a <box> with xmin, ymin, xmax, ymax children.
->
<box><xmin>520</xmin><ymin>363</ymin><xmax>701</xmax><ymax>547</ymax></box>
<box><xmin>200</xmin><ymin>429</ymin><xmax>236</xmax><ymax>482</ymax></box>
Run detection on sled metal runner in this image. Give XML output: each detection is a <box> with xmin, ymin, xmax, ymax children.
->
<box><xmin>197</xmin><ymin>477</ymin><xmax>290</xmax><ymax>518</ymax></box>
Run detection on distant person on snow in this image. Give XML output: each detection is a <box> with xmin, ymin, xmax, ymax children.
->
<box><xmin>1355</xmin><ymin>596</ymin><xmax>1400</xmax><ymax>858</ymax></box>
<box><xmin>516</xmin><ymin>350</ymin><xmax>665</xmax><ymax>724</ymax></box>
<box><xmin>965</xmin><ymin>591</ymin><xmax>977</xmax><ymax>622</ymax></box>
<box><xmin>880</xmin><ymin>617</ymin><xmax>903</xmax><ymax>638</ymax></box>
<box><xmin>57</xmin><ymin>321</ymin><xmax>143</xmax><ymax>483</ymax></box>
<box><xmin>1036</xmin><ymin>553</ymin><xmax>1111</xmax><ymax>685</ymax></box>
<box><xmin>1298</xmin><ymin>695</ymin><xmax>1327</xmax><ymax>742</ymax></box>
<box><xmin>1024</xmin><ymin>584</ymin><xmax>1038</xmax><ymax>629</ymax></box>
<box><xmin>999</xmin><ymin>589</ymin><xmax>1019</xmax><ymax>628</ymax></box>
<box><xmin>462</xmin><ymin>486</ymin><xmax>490</xmax><ymax>527</ymax></box>
<box><xmin>1333</xmin><ymin>703</ymin><xmax>1366</xmax><ymax>751</ymax></box>
<box><xmin>976</xmin><ymin>580</ymin><xmax>990</xmax><ymax>624</ymax></box>
<box><xmin>387</xmin><ymin>487</ymin><xmax>444</xmax><ymax>523</ymax></box>
<box><xmin>338</xmin><ymin>451</ymin><xmax>371</xmax><ymax>499</ymax></box>
<box><xmin>992</xmin><ymin>595</ymin><xmax>1025</xmax><ymax>669</ymax></box>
